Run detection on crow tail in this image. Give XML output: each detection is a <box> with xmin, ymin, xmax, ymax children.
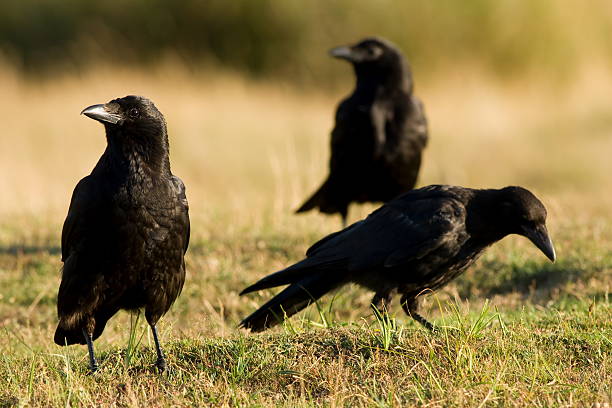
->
<box><xmin>54</xmin><ymin>326</ymin><xmax>86</xmax><ymax>346</ymax></box>
<box><xmin>296</xmin><ymin>179</ymin><xmax>346</xmax><ymax>217</ymax></box>
<box><xmin>54</xmin><ymin>310</ymin><xmax>115</xmax><ymax>346</ymax></box>
<box><xmin>239</xmin><ymin>272</ymin><xmax>344</xmax><ymax>332</ymax></box>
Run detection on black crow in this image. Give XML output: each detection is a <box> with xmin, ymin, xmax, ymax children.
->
<box><xmin>54</xmin><ymin>96</ymin><xmax>190</xmax><ymax>372</ymax></box>
<box><xmin>241</xmin><ymin>185</ymin><xmax>555</xmax><ymax>331</ymax></box>
<box><xmin>296</xmin><ymin>37</ymin><xmax>428</xmax><ymax>226</ymax></box>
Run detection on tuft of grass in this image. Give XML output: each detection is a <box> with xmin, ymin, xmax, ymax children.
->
<box><xmin>124</xmin><ymin>311</ymin><xmax>147</xmax><ymax>370</ymax></box>
<box><xmin>370</xmin><ymin>305</ymin><xmax>403</xmax><ymax>351</ymax></box>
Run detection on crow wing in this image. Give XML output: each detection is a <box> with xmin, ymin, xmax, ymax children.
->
<box><xmin>61</xmin><ymin>175</ymin><xmax>109</xmax><ymax>263</ymax></box>
<box><xmin>171</xmin><ymin>175</ymin><xmax>190</xmax><ymax>254</ymax></box>
<box><xmin>305</xmin><ymin>192</ymin><xmax>466</xmax><ymax>272</ymax></box>
<box><xmin>329</xmin><ymin>98</ymin><xmax>377</xmax><ymax>174</ymax></box>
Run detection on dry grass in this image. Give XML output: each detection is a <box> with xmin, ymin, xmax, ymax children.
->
<box><xmin>0</xmin><ymin>61</ymin><xmax>610</xmax><ymax>406</ymax></box>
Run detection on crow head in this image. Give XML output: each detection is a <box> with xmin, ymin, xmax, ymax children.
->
<box><xmin>330</xmin><ymin>37</ymin><xmax>396</xmax><ymax>64</ymax></box>
<box><xmin>82</xmin><ymin>96</ymin><xmax>169</xmax><ymax>170</ymax></box>
<box><xmin>330</xmin><ymin>37</ymin><xmax>411</xmax><ymax>92</ymax></box>
<box><xmin>497</xmin><ymin>186</ymin><xmax>556</xmax><ymax>262</ymax></box>
<box><xmin>82</xmin><ymin>95</ymin><xmax>165</xmax><ymax>135</ymax></box>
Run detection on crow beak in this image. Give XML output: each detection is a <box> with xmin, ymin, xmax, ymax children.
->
<box><xmin>522</xmin><ymin>224</ymin><xmax>556</xmax><ymax>262</ymax></box>
<box><xmin>81</xmin><ymin>104</ymin><xmax>123</xmax><ymax>125</ymax></box>
<box><xmin>329</xmin><ymin>46</ymin><xmax>354</xmax><ymax>61</ymax></box>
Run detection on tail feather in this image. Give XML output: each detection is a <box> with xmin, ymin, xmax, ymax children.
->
<box><xmin>296</xmin><ymin>179</ymin><xmax>345</xmax><ymax>215</ymax></box>
<box><xmin>240</xmin><ymin>258</ymin><xmax>343</xmax><ymax>295</ymax></box>
<box><xmin>54</xmin><ymin>326</ymin><xmax>86</xmax><ymax>346</ymax></box>
<box><xmin>296</xmin><ymin>188</ymin><xmax>322</xmax><ymax>213</ymax></box>
<box><xmin>54</xmin><ymin>309</ymin><xmax>116</xmax><ymax>346</ymax></box>
<box><xmin>240</xmin><ymin>273</ymin><xmax>344</xmax><ymax>332</ymax></box>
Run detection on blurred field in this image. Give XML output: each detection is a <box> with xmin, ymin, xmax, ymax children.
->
<box><xmin>2</xmin><ymin>60</ymin><xmax>612</xmax><ymax>218</ymax></box>
<box><xmin>3</xmin><ymin>0</ymin><xmax>612</xmax><ymax>86</ymax></box>
<box><xmin>0</xmin><ymin>60</ymin><xmax>611</xmax><ymax>406</ymax></box>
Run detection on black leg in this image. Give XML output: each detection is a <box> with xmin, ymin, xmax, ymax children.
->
<box><xmin>400</xmin><ymin>295</ymin><xmax>435</xmax><ymax>331</ymax></box>
<box><xmin>371</xmin><ymin>290</ymin><xmax>394</xmax><ymax>316</ymax></box>
<box><xmin>340</xmin><ymin>208</ymin><xmax>348</xmax><ymax>229</ymax></box>
<box><xmin>150</xmin><ymin>325</ymin><xmax>167</xmax><ymax>372</ymax></box>
<box><xmin>82</xmin><ymin>329</ymin><xmax>99</xmax><ymax>373</ymax></box>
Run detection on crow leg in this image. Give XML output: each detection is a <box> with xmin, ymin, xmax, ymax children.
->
<box><xmin>339</xmin><ymin>207</ymin><xmax>348</xmax><ymax>228</ymax></box>
<box><xmin>371</xmin><ymin>290</ymin><xmax>395</xmax><ymax>316</ymax></box>
<box><xmin>82</xmin><ymin>329</ymin><xmax>99</xmax><ymax>373</ymax></box>
<box><xmin>400</xmin><ymin>295</ymin><xmax>434</xmax><ymax>331</ymax></box>
<box><xmin>150</xmin><ymin>324</ymin><xmax>167</xmax><ymax>372</ymax></box>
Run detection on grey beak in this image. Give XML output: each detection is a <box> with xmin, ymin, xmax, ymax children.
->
<box><xmin>329</xmin><ymin>46</ymin><xmax>353</xmax><ymax>60</ymax></box>
<box><xmin>81</xmin><ymin>104</ymin><xmax>123</xmax><ymax>125</ymax></box>
<box><xmin>523</xmin><ymin>224</ymin><xmax>556</xmax><ymax>262</ymax></box>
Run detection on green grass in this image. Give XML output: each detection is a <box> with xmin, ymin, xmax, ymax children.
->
<box><xmin>0</xmin><ymin>223</ymin><xmax>610</xmax><ymax>407</ymax></box>
<box><xmin>1</xmin><ymin>304</ymin><xmax>610</xmax><ymax>406</ymax></box>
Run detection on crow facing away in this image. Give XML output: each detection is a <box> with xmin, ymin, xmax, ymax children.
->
<box><xmin>241</xmin><ymin>185</ymin><xmax>556</xmax><ymax>332</ymax></box>
<box><xmin>297</xmin><ymin>37</ymin><xmax>428</xmax><ymax>226</ymax></box>
<box><xmin>54</xmin><ymin>96</ymin><xmax>190</xmax><ymax>372</ymax></box>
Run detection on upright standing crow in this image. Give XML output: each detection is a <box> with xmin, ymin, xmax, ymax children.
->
<box><xmin>241</xmin><ymin>185</ymin><xmax>555</xmax><ymax>332</ymax></box>
<box><xmin>296</xmin><ymin>37</ymin><xmax>428</xmax><ymax>226</ymax></box>
<box><xmin>54</xmin><ymin>96</ymin><xmax>190</xmax><ymax>372</ymax></box>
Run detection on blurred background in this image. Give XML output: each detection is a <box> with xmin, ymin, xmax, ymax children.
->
<box><xmin>1</xmin><ymin>0</ymin><xmax>612</xmax><ymax>222</ymax></box>
<box><xmin>0</xmin><ymin>1</ymin><xmax>610</xmax><ymax>338</ymax></box>
<box><xmin>1</xmin><ymin>0</ymin><xmax>612</xmax><ymax>216</ymax></box>
<box><xmin>2</xmin><ymin>0</ymin><xmax>612</xmax><ymax>82</ymax></box>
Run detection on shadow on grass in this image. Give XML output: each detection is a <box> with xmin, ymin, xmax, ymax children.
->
<box><xmin>457</xmin><ymin>256</ymin><xmax>602</xmax><ymax>300</ymax></box>
<box><xmin>0</xmin><ymin>245</ymin><xmax>60</xmax><ymax>256</ymax></box>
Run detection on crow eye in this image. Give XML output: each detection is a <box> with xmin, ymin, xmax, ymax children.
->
<box><xmin>128</xmin><ymin>108</ymin><xmax>139</xmax><ymax>118</ymax></box>
<box><xmin>366</xmin><ymin>46</ymin><xmax>382</xmax><ymax>58</ymax></box>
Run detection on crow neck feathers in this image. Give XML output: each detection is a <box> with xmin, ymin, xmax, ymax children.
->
<box><xmin>464</xmin><ymin>189</ymin><xmax>518</xmax><ymax>243</ymax></box>
<box><xmin>97</xmin><ymin>121</ymin><xmax>171</xmax><ymax>183</ymax></box>
<box><xmin>353</xmin><ymin>56</ymin><xmax>413</xmax><ymax>100</ymax></box>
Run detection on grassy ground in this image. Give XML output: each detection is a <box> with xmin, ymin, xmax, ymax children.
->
<box><xmin>0</xmin><ymin>63</ymin><xmax>610</xmax><ymax>406</ymax></box>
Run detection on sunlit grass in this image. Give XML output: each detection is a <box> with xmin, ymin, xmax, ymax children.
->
<box><xmin>0</xmin><ymin>63</ymin><xmax>610</xmax><ymax>406</ymax></box>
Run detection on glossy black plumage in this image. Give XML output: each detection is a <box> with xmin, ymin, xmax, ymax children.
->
<box><xmin>297</xmin><ymin>37</ymin><xmax>428</xmax><ymax>225</ymax></box>
<box><xmin>54</xmin><ymin>96</ymin><xmax>190</xmax><ymax>372</ymax></box>
<box><xmin>242</xmin><ymin>185</ymin><xmax>555</xmax><ymax>332</ymax></box>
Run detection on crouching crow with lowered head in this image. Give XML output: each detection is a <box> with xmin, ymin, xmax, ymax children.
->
<box><xmin>243</xmin><ymin>185</ymin><xmax>555</xmax><ymax>332</ymax></box>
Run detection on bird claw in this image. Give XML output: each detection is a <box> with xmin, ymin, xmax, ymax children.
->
<box><xmin>412</xmin><ymin>313</ymin><xmax>435</xmax><ymax>332</ymax></box>
<box><xmin>422</xmin><ymin>321</ymin><xmax>436</xmax><ymax>332</ymax></box>
<box><xmin>87</xmin><ymin>362</ymin><xmax>99</xmax><ymax>375</ymax></box>
<box><xmin>155</xmin><ymin>358</ymin><xmax>167</xmax><ymax>373</ymax></box>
